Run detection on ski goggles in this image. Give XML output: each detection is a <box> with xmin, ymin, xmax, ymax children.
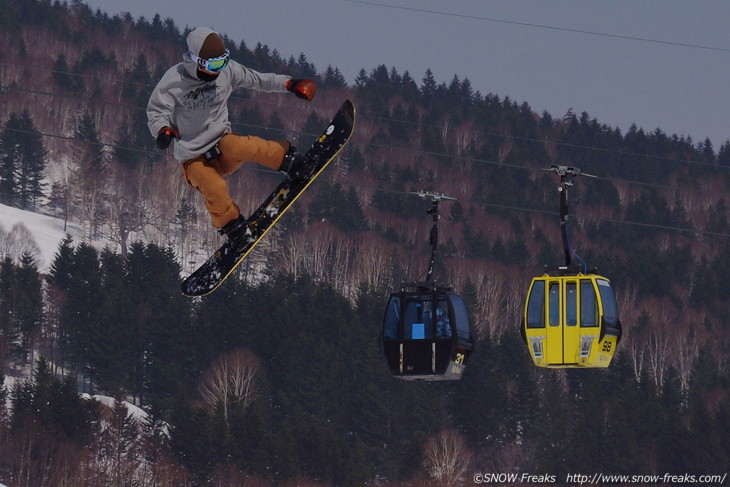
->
<box><xmin>189</xmin><ymin>49</ymin><xmax>230</xmax><ymax>73</ymax></box>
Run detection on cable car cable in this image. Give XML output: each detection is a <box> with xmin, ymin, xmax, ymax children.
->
<box><xmin>339</xmin><ymin>0</ymin><xmax>730</xmax><ymax>53</ymax></box>
<box><xmin>3</xmin><ymin>71</ymin><xmax>729</xmax><ymax>241</ymax></box>
<box><xmin>3</xmin><ymin>60</ymin><xmax>728</xmax><ymax>174</ymax></box>
<box><xmin>5</xmin><ymin>121</ymin><xmax>730</xmax><ymax>241</ymax></box>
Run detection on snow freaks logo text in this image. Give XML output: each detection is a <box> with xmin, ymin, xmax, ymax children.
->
<box><xmin>472</xmin><ymin>472</ymin><xmax>728</xmax><ymax>484</ymax></box>
<box><xmin>473</xmin><ymin>473</ymin><xmax>555</xmax><ymax>484</ymax></box>
<box><xmin>183</xmin><ymin>84</ymin><xmax>219</xmax><ymax>111</ymax></box>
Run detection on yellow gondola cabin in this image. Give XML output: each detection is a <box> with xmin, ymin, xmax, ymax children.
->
<box><xmin>521</xmin><ymin>165</ymin><xmax>622</xmax><ymax>368</ymax></box>
<box><xmin>522</xmin><ymin>273</ymin><xmax>621</xmax><ymax>368</ymax></box>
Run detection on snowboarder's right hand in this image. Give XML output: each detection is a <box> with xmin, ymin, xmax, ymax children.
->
<box><xmin>156</xmin><ymin>126</ymin><xmax>180</xmax><ymax>150</ymax></box>
<box><xmin>286</xmin><ymin>79</ymin><xmax>316</xmax><ymax>101</ymax></box>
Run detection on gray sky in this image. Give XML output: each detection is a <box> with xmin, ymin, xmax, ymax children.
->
<box><xmin>83</xmin><ymin>0</ymin><xmax>730</xmax><ymax>148</ymax></box>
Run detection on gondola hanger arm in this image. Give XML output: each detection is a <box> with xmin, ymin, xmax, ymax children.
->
<box><xmin>543</xmin><ymin>165</ymin><xmax>597</xmax><ymax>190</ymax></box>
<box><xmin>407</xmin><ymin>190</ymin><xmax>458</xmax><ymax>202</ymax></box>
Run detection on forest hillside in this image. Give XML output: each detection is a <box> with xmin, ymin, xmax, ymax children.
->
<box><xmin>0</xmin><ymin>1</ymin><xmax>728</xmax><ymax>485</ymax></box>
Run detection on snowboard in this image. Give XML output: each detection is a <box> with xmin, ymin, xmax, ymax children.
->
<box><xmin>181</xmin><ymin>99</ymin><xmax>356</xmax><ymax>297</ymax></box>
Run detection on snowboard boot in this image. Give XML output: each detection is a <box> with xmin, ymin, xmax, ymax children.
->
<box><xmin>279</xmin><ymin>146</ymin><xmax>306</xmax><ymax>179</ymax></box>
<box><xmin>218</xmin><ymin>214</ymin><xmax>249</xmax><ymax>247</ymax></box>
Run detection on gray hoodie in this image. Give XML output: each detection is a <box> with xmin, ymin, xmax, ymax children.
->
<box><xmin>147</xmin><ymin>27</ymin><xmax>292</xmax><ymax>162</ymax></box>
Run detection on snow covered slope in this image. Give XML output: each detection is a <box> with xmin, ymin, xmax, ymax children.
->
<box><xmin>0</xmin><ymin>203</ymin><xmax>86</xmax><ymax>273</ymax></box>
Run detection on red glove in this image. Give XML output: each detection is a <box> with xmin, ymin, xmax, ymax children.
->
<box><xmin>156</xmin><ymin>126</ymin><xmax>180</xmax><ymax>150</ymax></box>
<box><xmin>286</xmin><ymin>79</ymin><xmax>316</xmax><ymax>101</ymax></box>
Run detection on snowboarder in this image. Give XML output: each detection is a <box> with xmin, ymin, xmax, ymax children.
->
<box><xmin>147</xmin><ymin>26</ymin><xmax>316</xmax><ymax>244</ymax></box>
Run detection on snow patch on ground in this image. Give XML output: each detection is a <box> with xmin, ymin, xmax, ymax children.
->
<box><xmin>81</xmin><ymin>393</ymin><xmax>150</xmax><ymax>424</ymax></box>
<box><xmin>0</xmin><ymin>203</ymin><xmax>86</xmax><ymax>273</ymax></box>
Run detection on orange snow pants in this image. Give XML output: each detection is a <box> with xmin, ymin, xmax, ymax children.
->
<box><xmin>181</xmin><ymin>133</ymin><xmax>289</xmax><ymax>228</ymax></box>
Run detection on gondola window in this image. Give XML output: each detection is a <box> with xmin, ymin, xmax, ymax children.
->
<box><xmin>597</xmin><ymin>280</ymin><xmax>619</xmax><ymax>326</ymax></box>
<box><xmin>549</xmin><ymin>283</ymin><xmax>560</xmax><ymax>327</ymax></box>
<box><xmin>435</xmin><ymin>299</ymin><xmax>452</xmax><ymax>338</ymax></box>
<box><xmin>384</xmin><ymin>297</ymin><xmax>400</xmax><ymax>339</ymax></box>
<box><xmin>451</xmin><ymin>295</ymin><xmax>471</xmax><ymax>339</ymax></box>
<box><xmin>581</xmin><ymin>280</ymin><xmax>599</xmax><ymax>327</ymax></box>
<box><xmin>526</xmin><ymin>280</ymin><xmax>545</xmax><ymax>329</ymax></box>
<box><xmin>566</xmin><ymin>282</ymin><xmax>577</xmax><ymax>326</ymax></box>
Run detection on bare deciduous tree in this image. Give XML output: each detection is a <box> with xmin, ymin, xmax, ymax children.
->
<box><xmin>477</xmin><ymin>270</ymin><xmax>508</xmax><ymax>341</ymax></box>
<box><xmin>675</xmin><ymin>328</ymin><xmax>700</xmax><ymax>391</ymax></box>
<box><xmin>351</xmin><ymin>238</ymin><xmax>391</xmax><ymax>291</ymax></box>
<box><xmin>0</xmin><ymin>222</ymin><xmax>40</xmax><ymax>264</ymax></box>
<box><xmin>616</xmin><ymin>284</ymin><xmax>644</xmax><ymax>380</ymax></box>
<box><xmin>626</xmin><ymin>337</ymin><xmax>646</xmax><ymax>383</ymax></box>
<box><xmin>647</xmin><ymin>308</ymin><xmax>671</xmax><ymax>389</ymax></box>
<box><xmin>423</xmin><ymin>429</ymin><xmax>473</xmax><ymax>486</ymax></box>
<box><xmin>199</xmin><ymin>348</ymin><xmax>261</xmax><ymax>421</ymax></box>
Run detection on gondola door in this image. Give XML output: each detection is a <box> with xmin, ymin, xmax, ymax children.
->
<box><xmin>546</xmin><ymin>277</ymin><xmax>588</xmax><ymax>366</ymax></box>
<box><xmin>544</xmin><ymin>279</ymin><xmax>564</xmax><ymax>365</ymax></box>
<box><xmin>401</xmin><ymin>295</ymin><xmax>435</xmax><ymax>376</ymax></box>
<box><xmin>563</xmin><ymin>279</ymin><xmax>581</xmax><ymax>364</ymax></box>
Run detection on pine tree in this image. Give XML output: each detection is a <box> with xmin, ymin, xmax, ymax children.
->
<box><xmin>448</xmin><ymin>201</ymin><xmax>465</xmax><ymax>223</ymax></box>
<box><xmin>718</xmin><ymin>140</ymin><xmax>730</xmax><ymax>167</ymax></box>
<box><xmin>0</xmin><ymin>113</ymin><xmax>20</xmax><ymax>204</ymax></box>
<box><xmin>308</xmin><ymin>182</ymin><xmax>368</xmax><ymax>232</ymax></box>
<box><xmin>13</xmin><ymin>252</ymin><xmax>43</xmax><ymax>362</ymax></box>
<box><xmin>531</xmin><ymin>371</ymin><xmax>571</xmax><ymax>476</ymax></box>
<box><xmin>122</xmin><ymin>53</ymin><xmax>153</xmax><ymax>103</ymax></box>
<box><xmin>227</xmin><ymin>394</ymin><xmax>273</xmax><ymax>475</ymax></box>
<box><xmin>139</xmin><ymin>410</ymin><xmax>172</xmax><ymax>479</ymax></box>
<box><xmin>112</xmin><ymin>120</ymin><xmax>139</xmax><ymax>170</ymax></box>
<box><xmin>0</xmin><ymin>256</ymin><xmax>16</xmax><ymax>361</ymax></box>
<box><xmin>13</xmin><ymin>110</ymin><xmax>46</xmax><ymax>210</ymax></box>
<box><xmin>103</xmin><ymin>398</ymin><xmax>141</xmax><ymax>486</ymax></box>
<box><xmin>74</xmin><ymin>112</ymin><xmax>106</xmax><ymax>174</ymax></box>
<box><xmin>73</xmin><ymin>111</ymin><xmax>108</xmax><ymax>238</ymax></box>
<box><xmin>56</xmin><ymin>373</ymin><xmax>94</xmax><ymax>445</ymax></box>
<box><xmin>299</xmin><ymin>111</ymin><xmax>326</xmax><ymax>149</ymax></box>
<box><xmin>56</xmin><ymin>242</ymin><xmax>103</xmax><ymax>382</ymax></box>
<box><xmin>52</xmin><ymin>53</ymin><xmax>79</xmax><ymax>92</ymax></box>
<box><xmin>322</xmin><ymin>65</ymin><xmax>347</xmax><ymax>89</ymax></box>
<box><xmin>421</xmin><ymin>68</ymin><xmax>438</xmax><ymax>105</ymax></box>
<box><xmin>169</xmin><ymin>401</ymin><xmax>217</xmax><ymax>481</ymax></box>
<box><xmin>0</xmin><ymin>110</ymin><xmax>47</xmax><ymax>209</ymax></box>
<box><xmin>94</xmin><ymin>249</ymin><xmax>134</xmax><ymax>392</ymax></box>
<box><xmin>10</xmin><ymin>357</ymin><xmax>93</xmax><ymax>444</ymax></box>
<box><xmin>0</xmin><ymin>377</ymin><xmax>7</xmax><ymax>435</ymax></box>
<box><xmin>267</xmin><ymin>111</ymin><xmax>286</xmax><ymax>141</ymax></box>
<box><xmin>124</xmin><ymin>243</ymin><xmax>190</xmax><ymax>410</ymax></box>
<box><xmin>354</xmin><ymin>68</ymin><xmax>368</xmax><ymax>88</ymax></box>
<box><xmin>47</xmin><ymin>234</ymin><xmax>75</xmax><ymax>292</ymax></box>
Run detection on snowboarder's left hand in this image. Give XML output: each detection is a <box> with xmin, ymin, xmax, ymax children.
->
<box><xmin>286</xmin><ymin>79</ymin><xmax>316</xmax><ymax>101</ymax></box>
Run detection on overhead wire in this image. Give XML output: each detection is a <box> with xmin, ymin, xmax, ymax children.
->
<box><xmin>3</xmin><ymin>73</ymin><xmax>727</xmax><ymax>191</ymax></box>
<box><xmin>2</xmin><ymin>56</ymin><xmax>728</xmax><ymax>172</ymax></box>
<box><xmin>3</xmin><ymin>87</ymin><xmax>729</xmax><ymax>240</ymax></box>
<box><xmin>1</xmin><ymin>49</ymin><xmax>729</xmax><ymax>239</ymax></box>
<box><xmin>363</xmin><ymin>186</ymin><xmax>730</xmax><ymax>240</ymax></box>
<box><xmin>4</xmin><ymin>115</ymin><xmax>730</xmax><ymax>240</ymax></box>
<box><xmin>339</xmin><ymin>0</ymin><xmax>730</xmax><ymax>53</ymax></box>
<box><xmin>0</xmin><ymin>91</ymin><xmax>719</xmax><ymax>198</ymax></box>
<box><xmin>0</xmin><ymin>96</ymin><xmax>690</xmax><ymax>196</ymax></box>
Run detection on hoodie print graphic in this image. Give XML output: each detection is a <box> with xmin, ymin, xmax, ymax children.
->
<box><xmin>183</xmin><ymin>84</ymin><xmax>219</xmax><ymax>111</ymax></box>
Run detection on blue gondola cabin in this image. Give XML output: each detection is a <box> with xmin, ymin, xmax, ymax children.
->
<box><xmin>383</xmin><ymin>283</ymin><xmax>474</xmax><ymax>380</ymax></box>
